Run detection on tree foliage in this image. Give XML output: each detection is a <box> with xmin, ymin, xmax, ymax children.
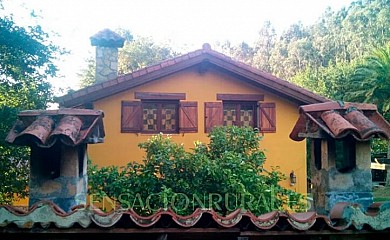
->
<box><xmin>217</xmin><ymin>40</ymin><xmax>255</xmax><ymax>66</ymax></box>
<box><xmin>118</xmin><ymin>36</ymin><xmax>178</xmax><ymax>74</ymax></box>
<box><xmin>252</xmin><ymin>21</ymin><xmax>276</xmax><ymax>72</ymax></box>
<box><xmin>291</xmin><ymin>61</ymin><xmax>358</xmax><ymax>100</ymax></box>
<box><xmin>345</xmin><ymin>42</ymin><xmax>390</xmax><ymax>116</ymax></box>
<box><xmin>219</xmin><ymin>0</ymin><xmax>390</xmax><ymax>101</ymax></box>
<box><xmin>0</xmin><ymin>13</ymin><xmax>62</xmax><ymax>203</ymax></box>
<box><xmin>88</xmin><ymin>126</ymin><xmax>306</xmax><ymax>215</ymax></box>
<box><xmin>217</xmin><ymin>0</ymin><xmax>390</xmax><ymax>155</ymax></box>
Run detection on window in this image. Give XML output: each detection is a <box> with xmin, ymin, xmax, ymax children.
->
<box><xmin>205</xmin><ymin>94</ymin><xmax>276</xmax><ymax>133</ymax></box>
<box><xmin>223</xmin><ymin>102</ymin><xmax>257</xmax><ymax>127</ymax></box>
<box><xmin>121</xmin><ymin>92</ymin><xmax>197</xmax><ymax>134</ymax></box>
<box><xmin>141</xmin><ymin>101</ymin><xmax>179</xmax><ymax>133</ymax></box>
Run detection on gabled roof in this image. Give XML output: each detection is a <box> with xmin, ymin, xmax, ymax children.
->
<box><xmin>6</xmin><ymin>109</ymin><xmax>105</xmax><ymax>147</ymax></box>
<box><xmin>290</xmin><ymin>101</ymin><xmax>390</xmax><ymax>141</ymax></box>
<box><xmin>58</xmin><ymin>44</ymin><xmax>328</xmax><ymax>108</ymax></box>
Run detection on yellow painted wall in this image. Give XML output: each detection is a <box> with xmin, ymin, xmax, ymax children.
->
<box><xmin>90</xmin><ymin>66</ymin><xmax>307</xmax><ymax>194</ymax></box>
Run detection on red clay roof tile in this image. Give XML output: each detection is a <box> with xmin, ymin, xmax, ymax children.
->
<box><xmin>0</xmin><ymin>201</ymin><xmax>389</xmax><ymax>232</ymax></box>
<box><xmin>290</xmin><ymin>101</ymin><xmax>390</xmax><ymax>141</ymax></box>
<box><xmin>6</xmin><ymin>109</ymin><xmax>105</xmax><ymax>147</ymax></box>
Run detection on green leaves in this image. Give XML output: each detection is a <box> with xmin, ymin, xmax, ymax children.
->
<box><xmin>118</xmin><ymin>36</ymin><xmax>178</xmax><ymax>74</ymax></box>
<box><xmin>88</xmin><ymin>126</ymin><xmax>305</xmax><ymax>216</ymax></box>
<box><xmin>346</xmin><ymin>42</ymin><xmax>390</xmax><ymax>115</ymax></box>
<box><xmin>0</xmin><ymin>12</ymin><xmax>63</xmax><ymax>204</ymax></box>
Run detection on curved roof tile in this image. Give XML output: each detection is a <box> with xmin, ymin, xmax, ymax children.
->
<box><xmin>290</xmin><ymin>101</ymin><xmax>390</xmax><ymax>141</ymax></box>
<box><xmin>0</xmin><ymin>201</ymin><xmax>389</xmax><ymax>231</ymax></box>
<box><xmin>6</xmin><ymin>109</ymin><xmax>105</xmax><ymax>147</ymax></box>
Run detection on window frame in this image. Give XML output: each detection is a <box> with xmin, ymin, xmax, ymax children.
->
<box><xmin>222</xmin><ymin>101</ymin><xmax>258</xmax><ymax>128</ymax></box>
<box><xmin>121</xmin><ymin>92</ymin><xmax>198</xmax><ymax>134</ymax></box>
<box><xmin>141</xmin><ymin>100</ymin><xmax>180</xmax><ymax>134</ymax></box>
<box><xmin>205</xmin><ymin>94</ymin><xmax>276</xmax><ymax>133</ymax></box>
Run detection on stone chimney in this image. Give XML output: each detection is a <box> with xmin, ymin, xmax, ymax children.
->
<box><xmin>6</xmin><ymin>109</ymin><xmax>105</xmax><ymax>212</ymax></box>
<box><xmin>90</xmin><ymin>29</ymin><xmax>125</xmax><ymax>83</ymax></box>
<box><xmin>290</xmin><ymin>102</ymin><xmax>390</xmax><ymax>214</ymax></box>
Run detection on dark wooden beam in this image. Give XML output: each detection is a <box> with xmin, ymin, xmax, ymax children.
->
<box><xmin>216</xmin><ymin>94</ymin><xmax>264</xmax><ymax>101</ymax></box>
<box><xmin>135</xmin><ymin>92</ymin><xmax>186</xmax><ymax>100</ymax></box>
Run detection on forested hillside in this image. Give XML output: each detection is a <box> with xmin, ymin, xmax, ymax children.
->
<box><xmin>221</xmin><ymin>0</ymin><xmax>390</xmax><ymax>101</ymax></box>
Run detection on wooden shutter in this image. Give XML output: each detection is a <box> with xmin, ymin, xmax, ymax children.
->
<box><xmin>204</xmin><ymin>102</ymin><xmax>223</xmax><ymax>133</ymax></box>
<box><xmin>259</xmin><ymin>102</ymin><xmax>276</xmax><ymax>133</ymax></box>
<box><xmin>179</xmin><ymin>102</ymin><xmax>198</xmax><ymax>133</ymax></box>
<box><xmin>121</xmin><ymin>101</ymin><xmax>141</xmax><ymax>133</ymax></box>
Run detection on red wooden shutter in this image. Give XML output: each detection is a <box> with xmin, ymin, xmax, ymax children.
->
<box><xmin>204</xmin><ymin>102</ymin><xmax>223</xmax><ymax>133</ymax></box>
<box><xmin>179</xmin><ymin>102</ymin><xmax>198</xmax><ymax>133</ymax></box>
<box><xmin>121</xmin><ymin>101</ymin><xmax>142</xmax><ymax>133</ymax></box>
<box><xmin>259</xmin><ymin>102</ymin><xmax>276</xmax><ymax>133</ymax></box>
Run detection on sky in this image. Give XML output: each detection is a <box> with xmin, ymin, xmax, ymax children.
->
<box><xmin>2</xmin><ymin>0</ymin><xmax>354</xmax><ymax>95</ymax></box>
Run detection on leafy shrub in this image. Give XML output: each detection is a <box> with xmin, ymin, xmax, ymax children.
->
<box><xmin>88</xmin><ymin>126</ymin><xmax>306</xmax><ymax>215</ymax></box>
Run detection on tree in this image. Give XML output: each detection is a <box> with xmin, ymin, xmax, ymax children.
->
<box><xmin>291</xmin><ymin>61</ymin><xmax>357</xmax><ymax>100</ymax></box>
<box><xmin>268</xmin><ymin>23</ymin><xmax>310</xmax><ymax>80</ymax></box>
<box><xmin>217</xmin><ymin>40</ymin><xmax>255</xmax><ymax>65</ymax></box>
<box><xmin>252</xmin><ymin>21</ymin><xmax>276</xmax><ymax>72</ymax></box>
<box><xmin>0</xmin><ymin>13</ymin><xmax>62</xmax><ymax>203</ymax></box>
<box><xmin>118</xmin><ymin>36</ymin><xmax>178</xmax><ymax>74</ymax></box>
<box><xmin>345</xmin><ymin>42</ymin><xmax>390</xmax><ymax>118</ymax></box>
<box><xmin>88</xmin><ymin>126</ymin><xmax>306</xmax><ymax>215</ymax></box>
<box><xmin>344</xmin><ymin>42</ymin><xmax>390</xmax><ymax>155</ymax></box>
<box><xmin>77</xmin><ymin>56</ymin><xmax>95</xmax><ymax>88</ymax></box>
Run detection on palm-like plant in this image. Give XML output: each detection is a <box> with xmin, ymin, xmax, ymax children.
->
<box><xmin>346</xmin><ymin>43</ymin><xmax>390</xmax><ymax>155</ymax></box>
<box><xmin>346</xmin><ymin>43</ymin><xmax>390</xmax><ymax>117</ymax></box>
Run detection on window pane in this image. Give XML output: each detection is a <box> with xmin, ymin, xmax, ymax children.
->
<box><xmin>223</xmin><ymin>104</ymin><xmax>236</xmax><ymax>126</ymax></box>
<box><xmin>161</xmin><ymin>104</ymin><xmax>177</xmax><ymax>131</ymax></box>
<box><xmin>142</xmin><ymin>103</ymin><xmax>157</xmax><ymax>131</ymax></box>
<box><xmin>240</xmin><ymin>105</ymin><xmax>254</xmax><ymax>127</ymax></box>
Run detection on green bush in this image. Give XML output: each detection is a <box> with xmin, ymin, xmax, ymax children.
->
<box><xmin>88</xmin><ymin>126</ymin><xmax>306</xmax><ymax>215</ymax></box>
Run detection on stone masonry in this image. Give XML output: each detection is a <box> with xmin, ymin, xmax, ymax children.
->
<box><xmin>5</xmin><ymin>109</ymin><xmax>105</xmax><ymax>212</ymax></box>
<box><xmin>95</xmin><ymin>47</ymin><xmax>119</xmax><ymax>82</ymax></box>
<box><xmin>310</xmin><ymin>140</ymin><xmax>373</xmax><ymax>214</ymax></box>
<box><xmin>290</xmin><ymin>102</ymin><xmax>390</xmax><ymax>215</ymax></box>
<box><xmin>90</xmin><ymin>29</ymin><xmax>125</xmax><ymax>83</ymax></box>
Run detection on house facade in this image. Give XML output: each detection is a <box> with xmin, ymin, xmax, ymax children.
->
<box><xmin>58</xmin><ymin>30</ymin><xmax>328</xmax><ymax>194</ymax></box>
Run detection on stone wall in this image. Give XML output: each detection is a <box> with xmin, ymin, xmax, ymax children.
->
<box><xmin>95</xmin><ymin>46</ymin><xmax>119</xmax><ymax>83</ymax></box>
<box><xmin>311</xmin><ymin>140</ymin><xmax>373</xmax><ymax>214</ymax></box>
<box><xmin>312</xmin><ymin>168</ymin><xmax>373</xmax><ymax>214</ymax></box>
<box><xmin>29</xmin><ymin>144</ymin><xmax>88</xmax><ymax>212</ymax></box>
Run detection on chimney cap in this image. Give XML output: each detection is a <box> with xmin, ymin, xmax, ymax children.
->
<box><xmin>90</xmin><ymin>29</ymin><xmax>125</xmax><ymax>48</ymax></box>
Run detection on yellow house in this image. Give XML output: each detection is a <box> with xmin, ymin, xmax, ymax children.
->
<box><xmin>58</xmin><ymin>30</ymin><xmax>327</xmax><ymax>194</ymax></box>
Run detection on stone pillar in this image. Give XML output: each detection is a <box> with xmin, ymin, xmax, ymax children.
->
<box><xmin>29</xmin><ymin>144</ymin><xmax>88</xmax><ymax>212</ymax></box>
<box><xmin>6</xmin><ymin>109</ymin><xmax>105</xmax><ymax>213</ymax></box>
<box><xmin>311</xmin><ymin>139</ymin><xmax>373</xmax><ymax>214</ymax></box>
<box><xmin>90</xmin><ymin>29</ymin><xmax>125</xmax><ymax>83</ymax></box>
<box><xmin>95</xmin><ymin>47</ymin><xmax>119</xmax><ymax>82</ymax></box>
